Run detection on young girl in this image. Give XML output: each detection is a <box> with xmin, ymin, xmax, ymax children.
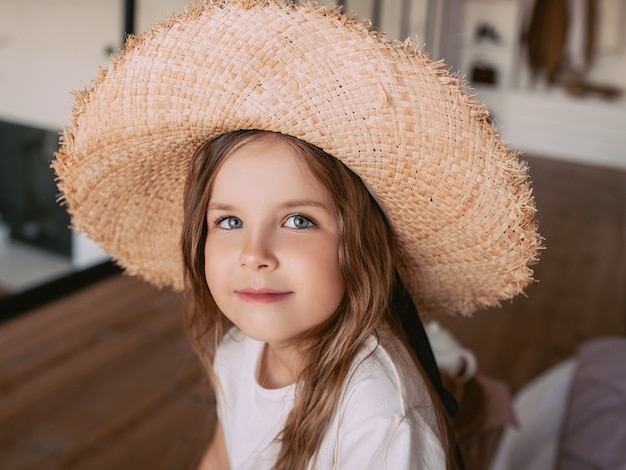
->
<box><xmin>183</xmin><ymin>129</ymin><xmax>455</xmax><ymax>468</ymax></box>
<box><xmin>52</xmin><ymin>0</ymin><xmax>540</xmax><ymax>468</ymax></box>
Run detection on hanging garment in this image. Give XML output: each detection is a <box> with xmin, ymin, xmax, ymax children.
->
<box><xmin>563</xmin><ymin>0</ymin><xmax>597</xmax><ymax>74</ymax></box>
<box><xmin>526</xmin><ymin>0</ymin><xmax>569</xmax><ymax>84</ymax></box>
<box><xmin>524</xmin><ymin>0</ymin><xmax>597</xmax><ymax>84</ymax></box>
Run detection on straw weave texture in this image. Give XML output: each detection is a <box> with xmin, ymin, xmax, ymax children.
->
<box><xmin>53</xmin><ymin>0</ymin><xmax>541</xmax><ymax>317</ymax></box>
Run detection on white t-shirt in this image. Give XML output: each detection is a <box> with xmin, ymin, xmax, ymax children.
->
<box><xmin>214</xmin><ymin>328</ymin><xmax>446</xmax><ymax>469</ymax></box>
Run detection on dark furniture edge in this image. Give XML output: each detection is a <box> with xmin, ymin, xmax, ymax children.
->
<box><xmin>0</xmin><ymin>261</ymin><xmax>122</xmax><ymax>323</ymax></box>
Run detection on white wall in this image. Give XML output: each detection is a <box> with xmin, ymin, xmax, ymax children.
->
<box><xmin>0</xmin><ymin>0</ymin><xmax>123</xmax><ymax>130</ymax></box>
<box><xmin>135</xmin><ymin>0</ymin><xmax>192</xmax><ymax>33</ymax></box>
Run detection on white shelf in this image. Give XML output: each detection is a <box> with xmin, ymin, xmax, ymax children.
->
<box><xmin>476</xmin><ymin>88</ymin><xmax>626</xmax><ymax>170</ymax></box>
<box><xmin>0</xmin><ymin>239</ymin><xmax>72</xmax><ymax>293</ymax></box>
<box><xmin>455</xmin><ymin>0</ymin><xmax>522</xmax><ymax>90</ymax></box>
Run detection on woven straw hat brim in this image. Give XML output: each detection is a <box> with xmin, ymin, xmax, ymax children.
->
<box><xmin>53</xmin><ymin>0</ymin><xmax>540</xmax><ymax>317</ymax></box>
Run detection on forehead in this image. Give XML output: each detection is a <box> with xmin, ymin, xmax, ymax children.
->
<box><xmin>210</xmin><ymin>135</ymin><xmax>331</xmax><ymax>203</ymax></box>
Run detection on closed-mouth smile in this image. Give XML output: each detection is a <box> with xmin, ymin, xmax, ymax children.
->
<box><xmin>236</xmin><ymin>288</ymin><xmax>293</xmax><ymax>303</ymax></box>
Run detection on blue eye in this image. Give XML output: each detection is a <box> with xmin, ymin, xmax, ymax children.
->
<box><xmin>284</xmin><ymin>214</ymin><xmax>314</xmax><ymax>229</ymax></box>
<box><xmin>218</xmin><ymin>217</ymin><xmax>243</xmax><ymax>229</ymax></box>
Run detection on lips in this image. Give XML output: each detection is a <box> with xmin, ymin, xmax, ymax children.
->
<box><xmin>236</xmin><ymin>288</ymin><xmax>293</xmax><ymax>303</ymax></box>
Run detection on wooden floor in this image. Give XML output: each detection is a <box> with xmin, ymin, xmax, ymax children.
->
<box><xmin>0</xmin><ymin>155</ymin><xmax>624</xmax><ymax>469</ymax></box>
<box><xmin>0</xmin><ymin>277</ymin><xmax>213</xmax><ymax>470</ymax></box>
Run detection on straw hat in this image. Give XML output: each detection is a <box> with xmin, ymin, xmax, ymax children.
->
<box><xmin>53</xmin><ymin>0</ymin><xmax>540</xmax><ymax>317</ymax></box>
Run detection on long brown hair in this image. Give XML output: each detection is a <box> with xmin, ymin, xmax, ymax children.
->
<box><xmin>182</xmin><ymin>130</ymin><xmax>458</xmax><ymax>468</ymax></box>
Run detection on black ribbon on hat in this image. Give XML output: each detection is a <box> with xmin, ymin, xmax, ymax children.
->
<box><xmin>392</xmin><ymin>271</ymin><xmax>465</xmax><ymax>468</ymax></box>
<box><xmin>391</xmin><ymin>271</ymin><xmax>458</xmax><ymax>416</ymax></box>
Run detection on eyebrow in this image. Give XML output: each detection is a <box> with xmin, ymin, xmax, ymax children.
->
<box><xmin>281</xmin><ymin>199</ymin><xmax>330</xmax><ymax>210</ymax></box>
<box><xmin>207</xmin><ymin>202</ymin><xmax>236</xmax><ymax>212</ymax></box>
<box><xmin>207</xmin><ymin>199</ymin><xmax>330</xmax><ymax>211</ymax></box>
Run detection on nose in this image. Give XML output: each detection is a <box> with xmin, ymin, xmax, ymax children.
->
<box><xmin>239</xmin><ymin>228</ymin><xmax>278</xmax><ymax>270</ymax></box>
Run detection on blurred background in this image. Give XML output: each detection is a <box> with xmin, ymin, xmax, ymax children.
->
<box><xmin>0</xmin><ymin>1</ymin><xmax>624</xmax><ymax>469</ymax></box>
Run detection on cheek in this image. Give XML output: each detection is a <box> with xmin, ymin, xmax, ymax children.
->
<box><xmin>303</xmin><ymin>241</ymin><xmax>346</xmax><ymax>306</ymax></box>
<box><xmin>204</xmin><ymin>238</ymin><xmax>228</xmax><ymax>292</ymax></box>
<box><xmin>327</xmin><ymin>244</ymin><xmax>347</xmax><ymax>311</ymax></box>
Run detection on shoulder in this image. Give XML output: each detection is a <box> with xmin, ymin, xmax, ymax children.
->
<box><xmin>320</xmin><ymin>331</ymin><xmax>446</xmax><ymax>468</ymax></box>
<box><xmin>342</xmin><ymin>330</ymin><xmax>432</xmax><ymax>417</ymax></box>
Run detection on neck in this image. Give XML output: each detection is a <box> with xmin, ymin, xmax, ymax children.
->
<box><xmin>257</xmin><ymin>342</ymin><xmax>303</xmax><ymax>389</ymax></box>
